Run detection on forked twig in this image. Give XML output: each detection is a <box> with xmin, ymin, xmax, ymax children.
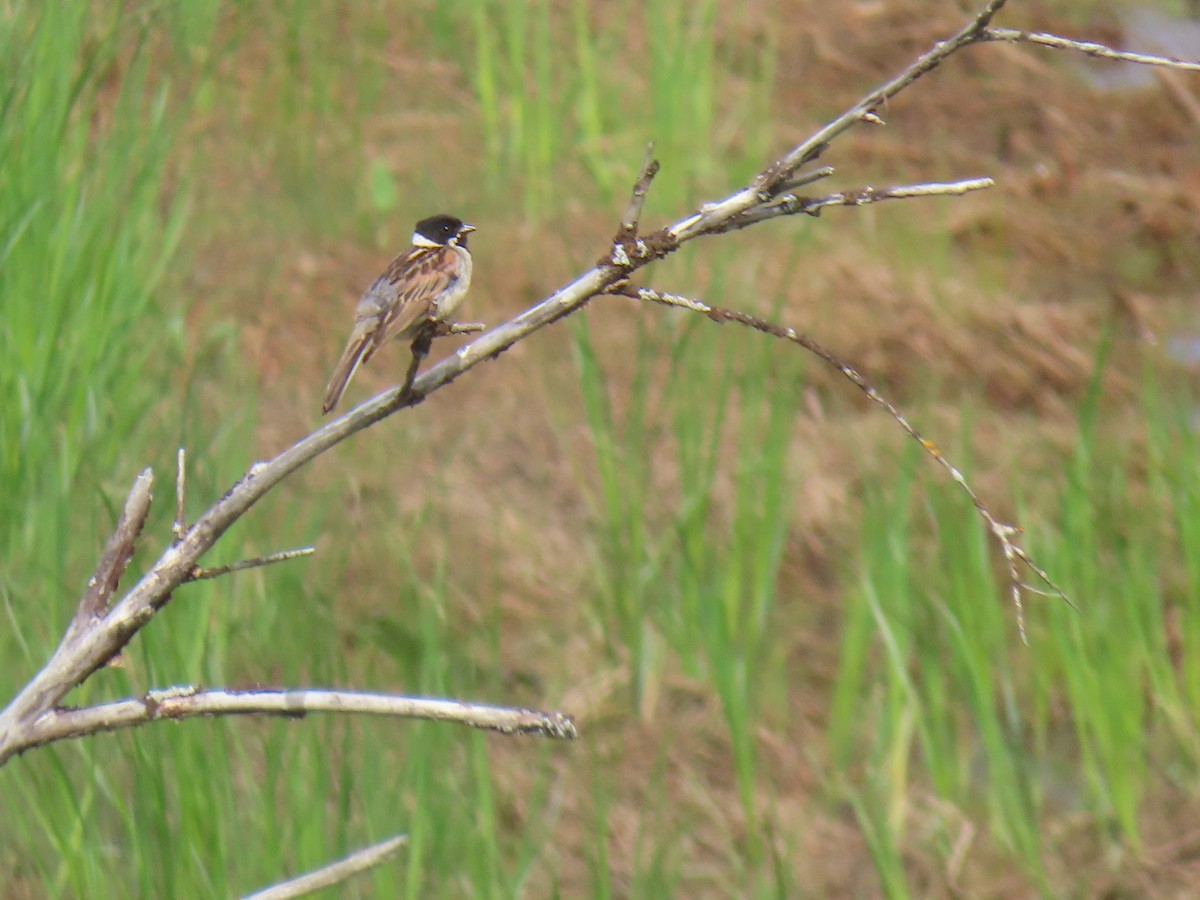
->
<box><xmin>607</xmin><ymin>143</ymin><xmax>663</xmax><ymax>271</ymax></box>
<box><xmin>619</xmin><ymin>285</ymin><xmax>1074</xmax><ymax>644</ymax></box>
<box><xmin>175</xmin><ymin>443</ymin><xmax>316</xmax><ymax>583</ymax></box>
<box><xmin>669</xmin><ymin>0</ymin><xmax>1010</xmax><ymax>239</ymax></box>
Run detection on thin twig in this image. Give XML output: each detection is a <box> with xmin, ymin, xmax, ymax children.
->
<box><xmin>608</xmin><ymin>144</ymin><xmax>663</xmax><ymax>271</ymax></box>
<box><xmin>618</xmin><ymin>142</ymin><xmax>660</xmax><ymax>237</ymax></box>
<box><xmin>776</xmin><ymin>166</ymin><xmax>837</xmax><ymax>194</ymax></box>
<box><xmin>982</xmin><ymin>27</ymin><xmax>1200</xmax><ymax>72</ymax></box>
<box><xmin>23</xmin><ymin>687</ymin><xmax>577</xmax><ymax>750</ymax></box>
<box><xmin>709</xmin><ymin>177</ymin><xmax>995</xmax><ymax>235</ymax></box>
<box><xmin>173</xmin><ymin>448</ymin><xmax>188</xmax><ymax>544</ymax></box>
<box><xmin>187</xmin><ymin>547</ymin><xmax>315</xmax><ymax>582</ymax></box>
<box><xmin>621</xmin><ymin>286</ymin><xmax>1076</xmax><ymax>643</ymax></box>
<box><xmin>244</xmin><ymin>834</ymin><xmax>409</xmax><ymax>900</ymax></box>
<box><xmin>68</xmin><ymin>468</ymin><xmax>154</xmax><ymax>641</ymax></box>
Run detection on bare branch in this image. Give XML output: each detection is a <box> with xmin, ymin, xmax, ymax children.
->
<box><xmin>622</xmin><ymin>286</ymin><xmax>1075</xmax><ymax>643</ymax></box>
<box><xmin>67</xmin><ymin>468</ymin><xmax>154</xmax><ymax>642</ymax></box>
<box><xmin>669</xmin><ymin>0</ymin><xmax>1010</xmax><ymax>239</ymax></box>
<box><xmin>187</xmin><ymin>546</ymin><xmax>316</xmax><ymax>582</ymax></box>
<box><xmin>710</xmin><ymin>177</ymin><xmax>995</xmax><ymax>235</ymax></box>
<box><xmin>19</xmin><ymin>687</ymin><xmax>576</xmax><ymax>753</ymax></box>
<box><xmin>244</xmin><ymin>834</ymin><xmax>409</xmax><ymax>900</ymax></box>
<box><xmin>617</xmin><ymin>142</ymin><xmax>661</xmax><ymax>238</ymax></box>
<box><xmin>982</xmin><ymin>27</ymin><xmax>1200</xmax><ymax>72</ymax></box>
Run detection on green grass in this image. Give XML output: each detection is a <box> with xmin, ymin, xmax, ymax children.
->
<box><xmin>827</xmin><ymin>339</ymin><xmax>1200</xmax><ymax>893</ymax></box>
<box><xmin>571</xmin><ymin>270</ymin><xmax>1200</xmax><ymax>893</ymax></box>
<box><xmin>569</xmin><ymin>251</ymin><xmax>811</xmax><ymax>887</ymax></box>
<box><xmin>0</xmin><ymin>1</ymin><xmax>191</xmax><ymax>598</ymax></box>
<box><xmin>466</xmin><ymin>0</ymin><xmax>778</xmax><ymax>218</ymax></box>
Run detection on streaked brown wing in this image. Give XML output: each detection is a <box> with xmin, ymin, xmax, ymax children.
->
<box><xmin>369</xmin><ymin>246</ymin><xmax>455</xmax><ymax>355</ymax></box>
<box><xmin>321</xmin><ymin>245</ymin><xmax>455</xmax><ymax>414</ymax></box>
<box><xmin>321</xmin><ymin>249</ymin><xmax>414</xmax><ymax>414</ymax></box>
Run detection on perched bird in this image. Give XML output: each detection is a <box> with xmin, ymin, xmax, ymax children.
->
<box><xmin>321</xmin><ymin>214</ymin><xmax>476</xmax><ymax>414</ymax></box>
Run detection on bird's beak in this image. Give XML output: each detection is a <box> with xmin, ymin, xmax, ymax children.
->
<box><xmin>461</xmin><ymin>223</ymin><xmax>477</xmax><ymax>234</ymax></box>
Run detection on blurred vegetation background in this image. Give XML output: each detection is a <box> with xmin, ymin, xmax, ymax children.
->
<box><xmin>3</xmin><ymin>0</ymin><xmax>1200</xmax><ymax>896</ymax></box>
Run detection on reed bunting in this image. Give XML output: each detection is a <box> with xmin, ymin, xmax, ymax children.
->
<box><xmin>321</xmin><ymin>213</ymin><xmax>476</xmax><ymax>414</ymax></box>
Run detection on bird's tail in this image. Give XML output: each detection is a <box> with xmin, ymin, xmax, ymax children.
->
<box><xmin>322</xmin><ymin>335</ymin><xmax>371</xmax><ymax>414</ymax></box>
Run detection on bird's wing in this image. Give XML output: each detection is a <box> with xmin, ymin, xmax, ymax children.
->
<box><xmin>372</xmin><ymin>246</ymin><xmax>456</xmax><ymax>351</ymax></box>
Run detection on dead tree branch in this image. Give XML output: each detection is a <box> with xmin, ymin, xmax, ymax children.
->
<box><xmin>24</xmin><ymin>687</ymin><xmax>576</xmax><ymax>750</ymax></box>
<box><xmin>708</xmin><ymin>177</ymin><xmax>995</xmax><ymax>235</ymax></box>
<box><xmin>3</xmin><ymin>0</ymin><xmax>1198</xmax><ymax>763</ymax></box>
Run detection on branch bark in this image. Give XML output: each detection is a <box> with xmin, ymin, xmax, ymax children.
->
<box><xmin>67</xmin><ymin>467</ymin><xmax>154</xmax><ymax>644</ymax></box>
<box><xmin>24</xmin><ymin>688</ymin><xmax>576</xmax><ymax>750</ymax></box>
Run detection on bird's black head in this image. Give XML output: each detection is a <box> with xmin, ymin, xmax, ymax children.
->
<box><xmin>413</xmin><ymin>214</ymin><xmax>475</xmax><ymax>248</ymax></box>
